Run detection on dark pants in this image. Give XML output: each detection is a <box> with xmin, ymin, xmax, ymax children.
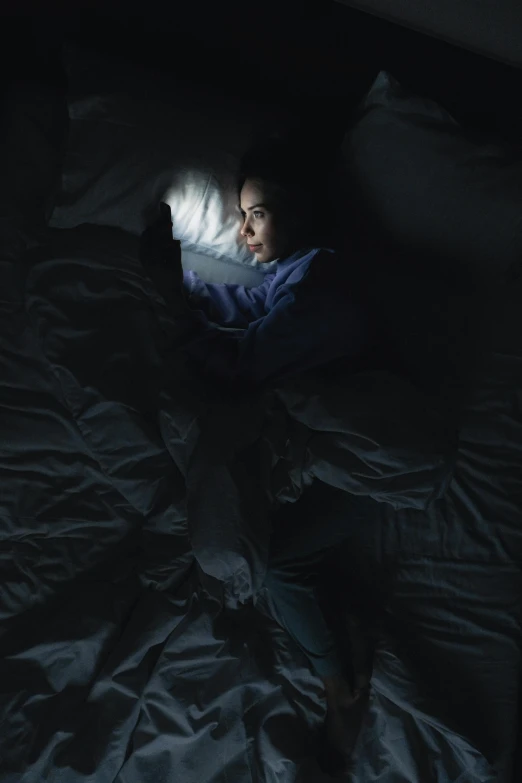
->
<box><xmin>261</xmin><ymin>480</ymin><xmax>377</xmax><ymax>678</ymax></box>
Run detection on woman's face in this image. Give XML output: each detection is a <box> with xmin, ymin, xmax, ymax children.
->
<box><xmin>239</xmin><ymin>178</ymin><xmax>296</xmax><ymax>264</ymax></box>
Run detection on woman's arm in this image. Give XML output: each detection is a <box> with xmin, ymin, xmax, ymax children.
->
<box><xmin>183</xmin><ymin>270</ymin><xmax>371</xmax><ymax>389</ymax></box>
<box><xmin>140</xmin><ymin>203</ymin><xmax>272</xmax><ymax>328</ymax></box>
<box><xmin>183</xmin><ymin>270</ymin><xmax>273</xmax><ymax>329</ymax></box>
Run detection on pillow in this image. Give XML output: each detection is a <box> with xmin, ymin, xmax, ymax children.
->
<box><xmin>181</xmin><ymin>249</ymin><xmax>264</xmax><ymax>286</ymax></box>
<box><xmin>344</xmin><ymin>71</ymin><xmax>522</xmax><ymax>285</ymax></box>
<box><xmin>340</xmin><ymin>71</ymin><xmax>522</xmax><ymax>402</ymax></box>
<box><xmin>49</xmin><ymin>44</ymin><xmax>297</xmax><ymax>272</ymax></box>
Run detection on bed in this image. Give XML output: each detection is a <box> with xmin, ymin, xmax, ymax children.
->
<box><xmin>1</xmin><ymin>4</ymin><xmax>521</xmax><ymax>782</ymax></box>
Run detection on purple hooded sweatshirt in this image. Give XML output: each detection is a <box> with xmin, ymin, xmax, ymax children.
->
<box><xmin>181</xmin><ymin>247</ymin><xmax>370</xmax><ymax>387</ymax></box>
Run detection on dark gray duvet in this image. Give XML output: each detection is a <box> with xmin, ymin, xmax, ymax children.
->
<box><xmin>1</xmin><ymin>225</ymin><xmax>521</xmax><ymax>782</ymax></box>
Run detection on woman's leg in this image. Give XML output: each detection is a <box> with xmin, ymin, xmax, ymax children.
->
<box><xmin>262</xmin><ymin>519</ymin><xmax>347</xmax><ymax>679</ymax></box>
<box><xmin>261</xmin><ymin>480</ymin><xmax>374</xmax><ymax>772</ymax></box>
<box><xmin>263</xmin><ymin>480</ymin><xmax>372</xmax><ymax>677</ymax></box>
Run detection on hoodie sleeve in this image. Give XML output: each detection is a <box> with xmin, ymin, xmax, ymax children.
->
<box><xmin>182</xmin><ymin>258</ymin><xmax>371</xmax><ymax>389</ymax></box>
<box><xmin>183</xmin><ymin>270</ymin><xmax>273</xmax><ymax>328</ymax></box>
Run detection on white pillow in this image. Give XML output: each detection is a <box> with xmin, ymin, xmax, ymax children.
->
<box><xmin>181</xmin><ymin>249</ymin><xmax>264</xmax><ymax>286</ymax></box>
<box><xmin>344</xmin><ymin>71</ymin><xmax>522</xmax><ymax>284</ymax></box>
<box><xmin>50</xmin><ymin>45</ymin><xmax>295</xmax><ymax>271</ymax></box>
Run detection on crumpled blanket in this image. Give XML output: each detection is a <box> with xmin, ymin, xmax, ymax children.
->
<box><xmin>159</xmin><ymin>370</ymin><xmax>455</xmax><ymax>604</ymax></box>
<box><xmin>24</xmin><ymin>226</ymin><xmax>456</xmax><ymax>607</ymax></box>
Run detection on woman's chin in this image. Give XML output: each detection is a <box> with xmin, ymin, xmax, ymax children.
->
<box><xmin>256</xmin><ymin>251</ymin><xmax>275</xmax><ymax>264</ymax></box>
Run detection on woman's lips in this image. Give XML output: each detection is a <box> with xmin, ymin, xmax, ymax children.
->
<box><xmin>248</xmin><ymin>244</ymin><xmax>262</xmax><ymax>252</ymax></box>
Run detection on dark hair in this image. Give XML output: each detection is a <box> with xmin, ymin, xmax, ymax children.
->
<box><xmin>237</xmin><ymin>134</ymin><xmax>345</xmax><ymax>250</ymax></box>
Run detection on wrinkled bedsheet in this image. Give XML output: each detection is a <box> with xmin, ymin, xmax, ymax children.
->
<box><xmin>1</xmin><ymin>225</ymin><xmax>521</xmax><ymax>783</ymax></box>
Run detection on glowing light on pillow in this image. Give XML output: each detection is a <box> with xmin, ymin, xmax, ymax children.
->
<box><xmin>163</xmin><ymin>168</ymin><xmax>276</xmax><ymax>271</ymax></box>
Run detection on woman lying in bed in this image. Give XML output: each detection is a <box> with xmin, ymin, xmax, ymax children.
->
<box><xmin>141</xmin><ymin>135</ymin><xmax>376</xmax><ymax>776</ymax></box>
<box><xmin>141</xmin><ymin>136</ymin><xmax>375</xmax><ymax>390</ymax></box>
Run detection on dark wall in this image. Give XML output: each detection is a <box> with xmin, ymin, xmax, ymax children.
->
<box><xmin>335</xmin><ymin>0</ymin><xmax>522</xmax><ymax>70</ymax></box>
<box><xmin>2</xmin><ymin>0</ymin><xmax>522</xmax><ymax>144</ymax></box>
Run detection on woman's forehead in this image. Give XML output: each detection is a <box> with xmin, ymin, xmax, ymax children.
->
<box><xmin>240</xmin><ymin>178</ymin><xmax>267</xmax><ymax>204</ymax></box>
<box><xmin>240</xmin><ymin>178</ymin><xmax>286</xmax><ymax>210</ymax></box>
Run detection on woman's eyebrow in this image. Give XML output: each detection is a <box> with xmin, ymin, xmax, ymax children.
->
<box><xmin>239</xmin><ymin>203</ymin><xmax>268</xmax><ymax>212</ymax></box>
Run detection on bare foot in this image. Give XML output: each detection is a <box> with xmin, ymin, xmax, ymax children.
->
<box><xmin>319</xmin><ymin>674</ymin><xmax>370</xmax><ymax>778</ymax></box>
<box><xmin>323</xmin><ymin>672</ymin><xmax>369</xmax><ymax>708</ymax></box>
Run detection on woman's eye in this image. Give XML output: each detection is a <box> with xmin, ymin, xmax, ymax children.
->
<box><xmin>253</xmin><ymin>211</ymin><xmax>264</xmax><ymax>219</ymax></box>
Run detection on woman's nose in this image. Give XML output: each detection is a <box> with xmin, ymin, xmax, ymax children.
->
<box><xmin>240</xmin><ymin>218</ymin><xmax>253</xmax><ymax>238</ymax></box>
